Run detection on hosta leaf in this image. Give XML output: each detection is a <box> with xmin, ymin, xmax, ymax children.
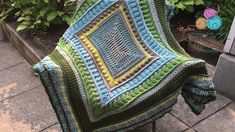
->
<box><xmin>39</xmin><ymin>9</ymin><xmax>48</xmax><ymax>17</ymax></box>
<box><xmin>176</xmin><ymin>2</ymin><xmax>186</xmax><ymax>10</ymax></box>
<box><xmin>47</xmin><ymin>11</ymin><xmax>58</xmax><ymax>21</ymax></box>
<box><xmin>0</xmin><ymin>16</ymin><xmax>7</xmax><ymax>22</ymax></box>
<box><xmin>57</xmin><ymin>11</ymin><xmax>65</xmax><ymax>17</ymax></box>
<box><xmin>185</xmin><ymin>6</ymin><xmax>194</xmax><ymax>12</ymax></box>
<box><xmin>0</xmin><ymin>10</ymin><xmax>6</xmax><ymax>18</ymax></box>
<box><xmin>16</xmin><ymin>24</ymin><xmax>28</xmax><ymax>31</ymax></box>
<box><xmin>194</xmin><ymin>0</ymin><xmax>204</xmax><ymax>5</ymax></box>
<box><xmin>44</xmin><ymin>0</ymin><xmax>48</xmax><ymax>3</ymax></box>
<box><xmin>34</xmin><ymin>20</ymin><xmax>42</xmax><ymax>24</ymax></box>
<box><xmin>17</xmin><ymin>16</ymin><xmax>30</xmax><ymax>22</ymax></box>
<box><xmin>62</xmin><ymin>15</ymin><xmax>71</xmax><ymax>25</ymax></box>
<box><xmin>181</xmin><ymin>0</ymin><xmax>194</xmax><ymax>5</ymax></box>
<box><xmin>30</xmin><ymin>0</ymin><xmax>37</xmax><ymax>4</ymax></box>
<box><xmin>169</xmin><ymin>0</ymin><xmax>179</xmax><ymax>4</ymax></box>
<box><xmin>23</xmin><ymin>8</ymin><xmax>33</xmax><ymax>15</ymax></box>
<box><xmin>43</xmin><ymin>21</ymin><xmax>50</xmax><ymax>27</ymax></box>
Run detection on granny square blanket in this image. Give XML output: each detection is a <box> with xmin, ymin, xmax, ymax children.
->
<box><xmin>33</xmin><ymin>0</ymin><xmax>216</xmax><ymax>131</ymax></box>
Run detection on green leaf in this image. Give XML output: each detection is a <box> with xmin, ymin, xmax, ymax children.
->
<box><xmin>43</xmin><ymin>21</ymin><xmax>50</xmax><ymax>27</ymax></box>
<box><xmin>176</xmin><ymin>2</ymin><xmax>186</xmax><ymax>10</ymax></box>
<box><xmin>47</xmin><ymin>11</ymin><xmax>58</xmax><ymax>21</ymax></box>
<box><xmin>181</xmin><ymin>0</ymin><xmax>194</xmax><ymax>5</ymax></box>
<box><xmin>57</xmin><ymin>11</ymin><xmax>65</xmax><ymax>17</ymax></box>
<box><xmin>169</xmin><ymin>0</ymin><xmax>179</xmax><ymax>4</ymax></box>
<box><xmin>185</xmin><ymin>6</ymin><xmax>194</xmax><ymax>12</ymax></box>
<box><xmin>194</xmin><ymin>0</ymin><xmax>204</xmax><ymax>5</ymax></box>
<box><xmin>16</xmin><ymin>24</ymin><xmax>28</xmax><ymax>31</ymax></box>
<box><xmin>39</xmin><ymin>9</ymin><xmax>48</xmax><ymax>17</ymax></box>
<box><xmin>22</xmin><ymin>8</ymin><xmax>33</xmax><ymax>15</ymax></box>
<box><xmin>34</xmin><ymin>20</ymin><xmax>42</xmax><ymax>24</ymax></box>
<box><xmin>62</xmin><ymin>15</ymin><xmax>71</xmax><ymax>25</ymax></box>
<box><xmin>0</xmin><ymin>16</ymin><xmax>7</xmax><ymax>22</ymax></box>
<box><xmin>17</xmin><ymin>16</ymin><xmax>31</xmax><ymax>22</ymax></box>
<box><xmin>44</xmin><ymin>0</ymin><xmax>48</xmax><ymax>3</ymax></box>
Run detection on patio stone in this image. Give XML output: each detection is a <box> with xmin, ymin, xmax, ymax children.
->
<box><xmin>0</xmin><ymin>62</ymin><xmax>42</xmax><ymax>101</ymax></box>
<box><xmin>171</xmin><ymin>94</ymin><xmax>231</xmax><ymax>127</ymax></box>
<box><xmin>184</xmin><ymin>128</ymin><xmax>196</xmax><ymax>132</ymax></box>
<box><xmin>193</xmin><ymin>103</ymin><xmax>235</xmax><ymax>132</ymax></box>
<box><xmin>154</xmin><ymin>113</ymin><xmax>189</xmax><ymax>132</ymax></box>
<box><xmin>213</xmin><ymin>53</ymin><xmax>235</xmax><ymax>100</ymax></box>
<box><xmin>42</xmin><ymin>123</ymin><xmax>62</xmax><ymax>132</ymax></box>
<box><xmin>0</xmin><ymin>86</ymin><xmax>58</xmax><ymax>131</ymax></box>
<box><xmin>0</xmin><ymin>44</ymin><xmax>24</xmax><ymax>71</ymax></box>
<box><xmin>0</xmin><ymin>40</ymin><xmax>10</xmax><ymax>49</ymax></box>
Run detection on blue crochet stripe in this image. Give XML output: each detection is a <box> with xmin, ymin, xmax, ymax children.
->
<box><xmin>34</xmin><ymin>58</ymin><xmax>78</xmax><ymax>131</ymax></box>
<box><xmin>64</xmin><ymin>0</ymin><xmax>115</xmax><ymax>37</ymax></box>
<box><xmin>62</xmin><ymin>0</ymin><xmax>178</xmax><ymax>105</ymax></box>
<box><xmin>191</xmin><ymin>89</ymin><xmax>216</xmax><ymax>96</ymax></box>
<box><xmin>126</xmin><ymin>0</ymin><xmax>175</xmax><ymax>57</ymax></box>
<box><xmin>191</xmin><ymin>81</ymin><xmax>215</xmax><ymax>89</ymax></box>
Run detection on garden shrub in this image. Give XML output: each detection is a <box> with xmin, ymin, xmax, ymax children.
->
<box><xmin>217</xmin><ymin>0</ymin><xmax>235</xmax><ymax>40</ymax></box>
<box><xmin>0</xmin><ymin>0</ymin><xmax>77</xmax><ymax>32</ymax></box>
<box><xmin>168</xmin><ymin>0</ymin><xmax>205</xmax><ymax>12</ymax></box>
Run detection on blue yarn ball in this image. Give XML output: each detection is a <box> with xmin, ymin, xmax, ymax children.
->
<box><xmin>207</xmin><ymin>15</ymin><xmax>222</xmax><ymax>30</ymax></box>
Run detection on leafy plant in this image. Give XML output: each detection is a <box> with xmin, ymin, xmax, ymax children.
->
<box><xmin>216</xmin><ymin>0</ymin><xmax>235</xmax><ymax>40</ymax></box>
<box><xmin>0</xmin><ymin>0</ymin><xmax>77</xmax><ymax>32</ymax></box>
<box><xmin>204</xmin><ymin>0</ymin><xmax>222</xmax><ymax>9</ymax></box>
<box><xmin>168</xmin><ymin>0</ymin><xmax>205</xmax><ymax>12</ymax></box>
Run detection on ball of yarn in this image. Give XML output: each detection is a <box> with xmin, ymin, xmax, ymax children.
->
<box><xmin>204</xmin><ymin>8</ymin><xmax>217</xmax><ymax>19</ymax></box>
<box><xmin>196</xmin><ymin>17</ymin><xmax>207</xmax><ymax>30</ymax></box>
<box><xmin>207</xmin><ymin>16</ymin><xmax>222</xmax><ymax>30</ymax></box>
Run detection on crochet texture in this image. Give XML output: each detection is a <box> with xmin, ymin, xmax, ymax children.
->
<box><xmin>33</xmin><ymin>0</ymin><xmax>216</xmax><ymax>131</ymax></box>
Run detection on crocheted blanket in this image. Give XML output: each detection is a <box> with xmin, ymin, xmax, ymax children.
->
<box><xmin>33</xmin><ymin>0</ymin><xmax>216</xmax><ymax>131</ymax></box>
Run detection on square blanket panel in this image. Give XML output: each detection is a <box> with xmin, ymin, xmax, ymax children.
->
<box><xmin>33</xmin><ymin>0</ymin><xmax>216</xmax><ymax>132</ymax></box>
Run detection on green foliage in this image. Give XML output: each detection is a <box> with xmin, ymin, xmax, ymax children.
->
<box><xmin>204</xmin><ymin>0</ymin><xmax>221</xmax><ymax>8</ymax></box>
<box><xmin>217</xmin><ymin>0</ymin><xmax>235</xmax><ymax>40</ymax></box>
<box><xmin>168</xmin><ymin>0</ymin><xmax>205</xmax><ymax>12</ymax></box>
<box><xmin>0</xmin><ymin>0</ymin><xmax>76</xmax><ymax>32</ymax></box>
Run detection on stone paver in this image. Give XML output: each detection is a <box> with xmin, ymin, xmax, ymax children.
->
<box><xmin>0</xmin><ymin>86</ymin><xmax>58</xmax><ymax>132</ymax></box>
<box><xmin>184</xmin><ymin>128</ymin><xmax>196</xmax><ymax>132</ymax></box>
<box><xmin>171</xmin><ymin>94</ymin><xmax>231</xmax><ymax>127</ymax></box>
<box><xmin>0</xmin><ymin>62</ymin><xmax>42</xmax><ymax>101</ymax></box>
<box><xmin>42</xmin><ymin>123</ymin><xmax>62</xmax><ymax>132</ymax></box>
<box><xmin>154</xmin><ymin>113</ymin><xmax>189</xmax><ymax>132</ymax></box>
<box><xmin>0</xmin><ymin>40</ymin><xmax>9</xmax><ymax>49</ymax></box>
<box><xmin>213</xmin><ymin>53</ymin><xmax>235</xmax><ymax>100</ymax></box>
<box><xmin>0</xmin><ymin>44</ymin><xmax>24</xmax><ymax>71</ymax></box>
<box><xmin>193</xmin><ymin>103</ymin><xmax>235</xmax><ymax>132</ymax></box>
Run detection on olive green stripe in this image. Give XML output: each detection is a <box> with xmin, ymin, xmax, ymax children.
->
<box><xmin>154</xmin><ymin>0</ymin><xmax>189</xmax><ymax>56</ymax></box>
<box><xmin>50</xmin><ymin>49</ymin><xmax>91</xmax><ymax>131</ymax></box>
<box><xmin>36</xmin><ymin>62</ymin><xmax>72</xmax><ymax>131</ymax></box>
<box><xmin>71</xmin><ymin>0</ymin><xmax>98</xmax><ymax>25</ymax></box>
<box><xmin>97</xmin><ymin>90</ymin><xmax>180</xmax><ymax>131</ymax></box>
<box><xmin>138</xmin><ymin>0</ymin><xmax>173</xmax><ymax>52</ymax></box>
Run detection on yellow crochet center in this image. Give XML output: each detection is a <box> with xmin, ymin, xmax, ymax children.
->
<box><xmin>78</xmin><ymin>5</ymin><xmax>154</xmax><ymax>89</ymax></box>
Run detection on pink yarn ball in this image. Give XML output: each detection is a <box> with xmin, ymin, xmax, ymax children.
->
<box><xmin>204</xmin><ymin>8</ymin><xmax>217</xmax><ymax>19</ymax></box>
